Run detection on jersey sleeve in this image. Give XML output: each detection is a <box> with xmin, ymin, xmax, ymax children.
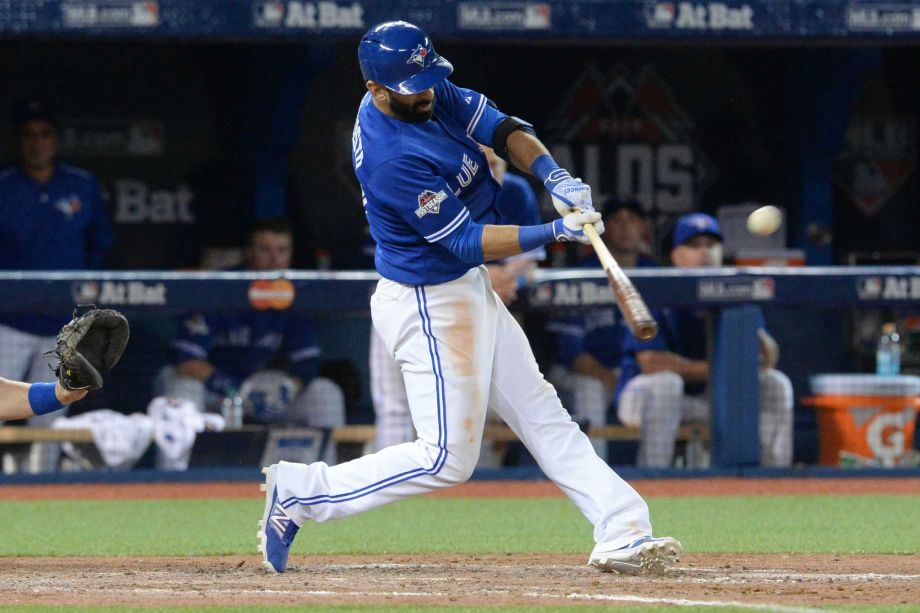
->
<box><xmin>435</xmin><ymin>80</ymin><xmax>508</xmax><ymax>147</ymax></box>
<box><xmin>172</xmin><ymin>313</ymin><xmax>213</xmax><ymax>363</ymax></box>
<box><xmin>368</xmin><ymin>157</ymin><xmax>474</xmax><ymax>245</ymax></box>
<box><xmin>283</xmin><ymin>316</ymin><xmax>322</xmax><ymax>384</ymax></box>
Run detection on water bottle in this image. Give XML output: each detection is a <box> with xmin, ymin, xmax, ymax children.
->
<box><xmin>221</xmin><ymin>390</ymin><xmax>244</xmax><ymax>429</ymax></box>
<box><xmin>876</xmin><ymin>322</ymin><xmax>901</xmax><ymax>376</ymax></box>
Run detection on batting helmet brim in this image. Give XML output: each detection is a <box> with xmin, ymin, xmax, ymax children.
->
<box><xmin>388</xmin><ymin>56</ymin><xmax>453</xmax><ymax>95</ymax></box>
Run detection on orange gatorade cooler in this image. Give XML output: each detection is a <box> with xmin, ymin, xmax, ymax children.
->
<box><xmin>804</xmin><ymin>374</ymin><xmax>920</xmax><ymax>467</ymax></box>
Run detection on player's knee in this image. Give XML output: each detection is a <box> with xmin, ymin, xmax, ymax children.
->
<box><xmin>651</xmin><ymin>371</ymin><xmax>683</xmax><ymax>397</ymax></box>
<box><xmin>759</xmin><ymin>369</ymin><xmax>793</xmax><ymax>414</ymax></box>
<box><xmin>298</xmin><ymin>377</ymin><xmax>346</xmax><ymax>428</ymax></box>
<box><xmin>434</xmin><ymin>447</ymin><xmax>478</xmax><ymax>486</ymax></box>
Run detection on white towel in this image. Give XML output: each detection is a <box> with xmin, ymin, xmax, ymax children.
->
<box><xmin>53</xmin><ymin>410</ymin><xmax>154</xmax><ymax>470</ymax></box>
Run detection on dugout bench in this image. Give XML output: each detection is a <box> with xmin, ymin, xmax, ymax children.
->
<box><xmin>0</xmin><ymin>423</ymin><xmax>709</xmax><ymax>471</ymax></box>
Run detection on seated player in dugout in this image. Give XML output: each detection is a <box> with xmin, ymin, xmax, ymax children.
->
<box><xmin>154</xmin><ymin>219</ymin><xmax>345</xmax><ymax>439</ymax></box>
<box><xmin>615</xmin><ymin>213</ymin><xmax>793</xmax><ymax>468</ymax></box>
<box><xmin>546</xmin><ymin>198</ymin><xmax>658</xmax><ymax>460</ymax></box>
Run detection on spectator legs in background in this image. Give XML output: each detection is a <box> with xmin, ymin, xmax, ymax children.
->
<box><xmin>369</xmin><ymin>327</ymin><xmax>415</xmax><ymax>451</ymax></box>
<box><xmin>618</xmin><ymin>372</ymin><xmax>684</xmax><ymax>468</ymax></box>
<box><xmin>548</xmin><ymin>366</ymin><xmax>609</xmax><ymax>461</ymax></box>
<box><xmin>0</xmin><ymin>324</ymin><xmax>65</xmax><ymax>473</ymax></box>
<box><xmin>759</xmin><ymin>368</ymin><xmax>794</xmax><ymax>468</ymax></box>
<box><xmin>152</xmin><ymin>365</ymin><xmax>209</xmax><ymax>413</ymax></box>
<box><xmin>288</xmin><ymin>377</ymin><xmax>345</xmax><ymax>464</ymax></box>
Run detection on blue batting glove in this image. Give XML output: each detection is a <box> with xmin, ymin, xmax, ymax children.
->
<box><xmin>551</xmin><ymin>212</ymin><xmax>604</xmax><ymax>245</ymax></box>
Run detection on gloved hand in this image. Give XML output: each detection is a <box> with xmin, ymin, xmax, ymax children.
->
<box><xmin>551</xmin><ymin>211</ymin><xmax>604</xmax><ymax>244</ymax></box>
<box><xmin>46</xmin><ymin>307</ymin><xmax>130</xmax><ymax>391</ymax></box>
<box><xmin>545</xmin><ymin>169</ymin><xmax>594</xmax><ymax>217</ymax></box>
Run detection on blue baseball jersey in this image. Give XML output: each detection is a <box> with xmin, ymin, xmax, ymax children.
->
<box><xmin>616</xmin><ymin>305</ymin><xmax>767</xmax><ymax>401</ymax></box>
<box><xmin>496</xmin><ymin>171</ymin><xmax>545</xmax><ymax>262</ymax></box>
<box><xmin>0</xmin><ymin>163</ymin><xmax>113</xmax><ymax>336</ymax></box>
<box><xmin>496</xmin><ymin>172</ymin><xmax>540</xmax><ymax>226</ymax></box>
<box><xmin>172</xmin><ymin>311</ymin><xmax>321</xmax><ymax>385</ymax></box>
<box><xmin>549</xmin><ymin>255</ymin><xmax>658</xmax><ymax>370</ymax></box>
<box><xmin>352</xmin><ymin>79</ymin><xmax>510</xmax><ymax>285</ymax></box>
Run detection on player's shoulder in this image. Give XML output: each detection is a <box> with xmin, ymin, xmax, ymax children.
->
<box><xmin>56</xmin><ymin>163</ymin><xmax>98</xmax><ymax>184</ymax></box>
<box><xmin>0</xmin><ymin>164</ymin><xmax>22</xmax><ymax>183</ymax></box>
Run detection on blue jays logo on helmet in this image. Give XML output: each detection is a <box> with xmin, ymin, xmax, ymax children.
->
<box><xmin>358</xmin><ymin>21</ymin><xmax>453</xmax><ymax>95</ymax></box>
<box><xmin>407</xmin><ymin>44</ymin><xmax>428</xmax><ymax>68</ymax></box>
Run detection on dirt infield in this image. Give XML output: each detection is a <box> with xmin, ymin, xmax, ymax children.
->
<box><xmin>4</xmin><ymin>553</ymin><xmax>919</xmax><ymax>608</ymax></box>
<box><xmin>3</xmin><ymin>479</ymin><xmax>919</xmax><ymax>608</ymax></box>
<box><xmin>3</xmin><ymin>477</ymin><xmax>920</xmax><ymax>501</ymax></box>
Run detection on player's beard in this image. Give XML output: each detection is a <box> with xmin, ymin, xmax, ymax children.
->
<box><xmin>388</xmin><ymin>94</ymin><xmax>436</xmax><ymax>123</ymax></box>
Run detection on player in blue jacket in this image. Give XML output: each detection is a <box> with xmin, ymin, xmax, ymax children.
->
<box><xmin>259</xmin><ymin>21</ymin><xmax>681</xmax><ymax>576</ymax></box>
<box><xmin>616</xmin><ymin>213</ymin><xmax>793</xmax><ymax>468</ymax></box>
<box><xmin>0</xmin><ymin>98</ymin><xmax>112</xmax><ymax>473</ymax></box>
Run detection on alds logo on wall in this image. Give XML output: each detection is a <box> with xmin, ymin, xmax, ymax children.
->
<box><xmin>544</xmin><ymin>64</ymin><xmax>717</xmax><ymax>246</ymax></box>
<box><xmin>833</xmin><ymin>115</ymin><xmax>916</xmax><ymax>217</ymax></box>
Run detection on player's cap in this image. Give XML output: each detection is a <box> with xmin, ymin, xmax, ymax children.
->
<box><xmin>672</xmin><ymin>213</ymin><xmax>723</xmax><ymax>248</ymax></box>
<box><xmin>358</xmin><ymin>21</ymin><xmax>453</xmax><ymax>95</ymax></box>
<box><xmin>602</xmin><ymin>197</ymin><xmax>645</xmax><ymax>218</ymax></box>
<box><xmin>13</xmin><ymin>98</ymin><xmax>58</xmax><ymax>129</ymax></box>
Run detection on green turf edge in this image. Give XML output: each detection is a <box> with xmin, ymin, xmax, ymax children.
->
<box><xmin>1</xmin><ymin>495</ymin><xmax>919</xmax><ymax>556</ymax></box>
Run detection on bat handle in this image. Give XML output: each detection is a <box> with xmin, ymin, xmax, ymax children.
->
<box><xmin>583</xmin><ymin>222</ymin><xmax>616</xmax><ymax>269</ymax></box>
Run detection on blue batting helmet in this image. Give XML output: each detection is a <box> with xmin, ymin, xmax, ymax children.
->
<box><xmin>358</xmin><ymin>21</ymin><xmax>453</xmax><ymax>95</ymax></box>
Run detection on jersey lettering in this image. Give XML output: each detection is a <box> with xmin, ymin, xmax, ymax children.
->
<box><xmin>455</xmin><ymin>153</ymin><xmax>480</xmax><ymax>189</ymax></box>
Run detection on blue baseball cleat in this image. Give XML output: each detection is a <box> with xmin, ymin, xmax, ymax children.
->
<box><xmin>257</xmin><ymin>464</ymin><xmax>300</xmax><ymax>573</ymax></box>
<box><xmin>588</xmin><ymin>535</ymin><xmax>682</xmax><ymax>575</ymax></box>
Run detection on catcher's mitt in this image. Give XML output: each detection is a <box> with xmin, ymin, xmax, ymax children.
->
<box><xmin>48</xmin><ymin>306</ymin><xmax>130</xmax><ymax>391</ymax></box>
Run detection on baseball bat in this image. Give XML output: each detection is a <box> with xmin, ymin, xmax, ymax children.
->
<box><xmin>582</xmin><ymin>223</ymin><xmax>658</xmax><ymax>341</ymax></box>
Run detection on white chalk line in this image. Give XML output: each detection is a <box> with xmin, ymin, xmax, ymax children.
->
<box><xmin>528</xmin><ymin>592</ymin><xmax>826</xmax><ymax>613</ymax></box>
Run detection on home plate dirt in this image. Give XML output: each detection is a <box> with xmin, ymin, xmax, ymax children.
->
<box><xmin>3</xmin><ymin>553</ymin><xmax>918</xmax><ymax>608</ymax></box>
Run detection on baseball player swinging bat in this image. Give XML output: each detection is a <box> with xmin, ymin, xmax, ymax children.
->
<box><xmin>583</xmin><ymin>222</ymin><xmax>658</xmax><ymax>341</ymax></box>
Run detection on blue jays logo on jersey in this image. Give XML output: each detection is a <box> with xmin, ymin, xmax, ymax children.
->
<box><xmin>54</xmin><ymin>195</ymin><xmax>82</xmax><ymax>219</ymax></box>
<box><xmin>415</xmin><ymin>189</ymin><xmax>447</xmax><ymax>218</ymax></box>
<box><xmin>407</xmin><ymin>44</ymin><xmax>428</xmax><ymax>67</ymax></box>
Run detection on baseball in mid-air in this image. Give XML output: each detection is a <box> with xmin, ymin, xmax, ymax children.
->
<box><xmin>746</xmin><ymin>205</ymin><xmax>782</xmax><ymax>236</ymax></box>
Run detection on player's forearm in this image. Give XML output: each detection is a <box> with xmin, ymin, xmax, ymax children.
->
<box><xmin>481</xmin><ymin>225</ymin><xmax>527</xmax><ymax>261</ymax></box>
<box><xmin>504</xmin><ymin>131</ymin><xmax>550</xmax><ymax>175</ymax></box>
<box><xmin>0</xmin><ymin>377</ymin><xmax>35</xmax><ymax>420</ymax></box>
<box><xmin>637</xmin><ymin>351</ymin><xmax>709</xmax><ymax>383</ymax></box>
<box><xmin>0</xmin><ymin>378</ymin><xmax>83</xmax><ymax>420</ymax></box>
<box><xmin>482</xmin><ymin>222</ymin><xmax>564</xmax><ymax>262</ymax></box>
<box><xmin>572</xmin><ymin>354</ymin><xmax>619</xmax><ymax>390</ymax></box>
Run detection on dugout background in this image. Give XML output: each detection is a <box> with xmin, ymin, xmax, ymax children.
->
<box><xmin>0</xmin><ymin>37</ymin><xmax>918</xmax><ymax>464</ymax></box>
<box><xmin>0</xmin><ymin>42</ymin><xmax>917</xmax><ymax>270</ymax></box>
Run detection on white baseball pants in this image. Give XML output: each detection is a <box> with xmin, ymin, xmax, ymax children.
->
<box><xmin>276</xmin><ymin>267</ymin><xmax>652</xmax><ymax>548</ymax></box>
